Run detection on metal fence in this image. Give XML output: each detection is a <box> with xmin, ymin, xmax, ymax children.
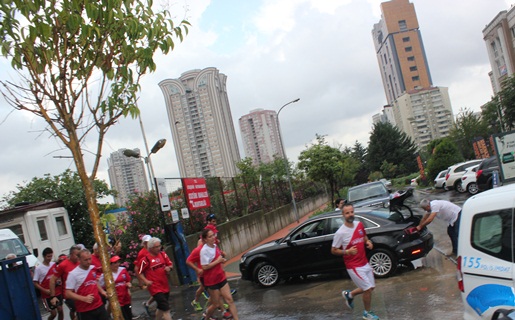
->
<box><xmin>158</xmin><ymin>176</ymin><xmax>326</xmax><ymax>234</ymax></box>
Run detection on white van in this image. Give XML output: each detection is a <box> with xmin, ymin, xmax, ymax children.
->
<box><xmin>0</xmin><ymin>228</ymin><xmax>39</xmax><ymax>268</ymax></box>
<box><xmin>0</xmin><ymin>200</ymin><xmax>75</xmax><ymax>261</ymax></box>
<box><xmin>457</xmin><ymin>183</ymin><xmax>515</xmax><ymax>319</ymax></box>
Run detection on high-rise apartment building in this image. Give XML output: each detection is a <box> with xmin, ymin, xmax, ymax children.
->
<box><xmin>107</xmin><ymin>149</ymin><xmax>148</xmax><ymax>206</ymax></box>
<box><xmin>483</xmin><ymin>7</ymin><xmax>515</xmax><ymax>95</ymax></box>
<box><xmin>372</xmin><ymin>0</ymin><xmax>453</xmax><ymax>149</ymax></box>
<box><xmin>159</xmin><ymin>67</ymin><xmax>241</xmax><ymax>178</ymax></box>
<box><xmin>239</xmin><ymin>109</ymin><xmax>284</xmax><ymax>166</ymax></box>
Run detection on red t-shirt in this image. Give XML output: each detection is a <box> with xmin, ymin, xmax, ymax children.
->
<box><xmin>186</xmin><ymin>246</ymin><xmax>203</xmax><ymax>279</ymax></box>
<box><xmin>200</xmin><ymin>244</ymin><xmax>225</xmax><ymax>287</ymax></box>
<box><xmin>91</xmin><ymin>253</ymin><xmax>102</xmax><ymax>274</ymax></box>
<box><xmin>66</xmin><ymin>265</ymin><xmax>103</xmax><ymax>313</ymax></box>
<box><xmin>33</xmin><ymin>262</ymin><xmax>61</xmax><ymax>298</ymax></box>
<box><xmin>134</xmin><ymin>247</ymin><xmax>148</xmax><ymax>272</ymax></box>
<box><xmin>52</xmin><ymin>258</ymin><xmax>79</xmax><ymax>297</ymax></box>
<box><xmin>100</xmin><ymin>267</ymin><xmax>131</xmax><ymax>306</ymax></box>
<box><xmin>331</xmin><ymin>221</ymin><xmax>369</xmax><ymax>269</ymax></box>
<box><xmin>138</xmin><ymin>251</ymin><xmax>173</xmax><ymax>296</ymax></box>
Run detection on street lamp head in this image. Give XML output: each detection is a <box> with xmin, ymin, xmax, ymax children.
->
<box><xmin>123</xmin><ymin>149</ymin><xmax>140</xmax><ymax>158</ymax></box>
<box><xmin>292</xmin><ymin>98</ymin><xmax>300</xmax><ymax>103</ymax></box>
<box><xmin>150</xmin><ymin>139</ymin><xmax>167</xmax><ymax>154</ymax></box>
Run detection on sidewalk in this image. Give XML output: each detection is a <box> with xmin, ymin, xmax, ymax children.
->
<box><xmin>222</xmin><ymin>204</ymin><xmax>328</xmax><ymax>279</ymax></box>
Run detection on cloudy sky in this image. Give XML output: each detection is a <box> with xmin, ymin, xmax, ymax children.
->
<box><xmin>0</xmin><ymin>0</ymin><xmax>512</xmax><ymax>201</ymax></box>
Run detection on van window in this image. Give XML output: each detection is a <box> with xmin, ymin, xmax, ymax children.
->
<box><xmin>471</xmin><ymin>209</ymin><xmax>513</xmax><ymax>262</ymax></box>
<box><xmin>55</xmin><ymin>216</ymin><xmax>68</xmax><ymax>236</ymax></box>
<box><xmin>37</xmin><ymin>219</ymin><xmax>48</xmax><ymax>241</ymax></box>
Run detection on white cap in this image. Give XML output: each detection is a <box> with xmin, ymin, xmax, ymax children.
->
<box><xmin>141</xmin><ymin>235</ymin><xmax>151</xmax><ymax>243</ymax></box>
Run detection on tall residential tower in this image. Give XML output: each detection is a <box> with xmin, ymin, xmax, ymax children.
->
<box><xmin>239</xmin><ymin>109</ymin><xmax>284</xmax><ymax>166</ymax></box>
<box><xmin>107</xmin><ymin>149</ymin><xmax>148</xmax><ymax>206</ymax></box>
<box><xmin>159</xmin><ymin>68</ymin><xmax>241</xmax><ymax>178</ymax></box>
<box><xmin>372</xmin><ymin>0</ymin><xmax>454</xmax><ymax>149</ymax></box>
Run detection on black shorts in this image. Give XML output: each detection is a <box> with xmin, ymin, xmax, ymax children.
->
<box><xmin>43</xmin><ymin>295</ymin><xmax>63</xmax><ymax>311</ymax></box>
<box><xmin>153</xmin><ymin>292</ymin><xmax>170</xmax><ymax>311</ymax></box>
<box><xmin>64</xmin><ymin>299</ymin><xmax>76</xmax><ymax>312</ymax></box>
<box><xmin>206</xmin><ymin>279</ymin><xmax>227</xmax><ymax>290</ymax></box>
<box><xmin>77</xmin><ymin>305</ymin><xmax>109</xmax><ymax>320</ymax></box>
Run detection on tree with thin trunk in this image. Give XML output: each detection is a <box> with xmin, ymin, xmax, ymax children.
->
<box><xmin>0</xmin><ymin>0</ymin><xmax>189</xmax><ymax>318</ymax></box>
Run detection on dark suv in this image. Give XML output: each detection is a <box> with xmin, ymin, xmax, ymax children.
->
<box><xmin>476</xmin><ymin>156</ymin><xmax>501</xmax><ymax>192</ymax></box>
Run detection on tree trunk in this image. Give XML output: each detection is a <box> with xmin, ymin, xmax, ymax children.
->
<box><xmin>69</xmin><ymin>140</ymin><xmax>123</xmax><ymax>319</ymax></box>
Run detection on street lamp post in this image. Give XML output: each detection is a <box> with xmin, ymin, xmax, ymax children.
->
<box><xmin>123</xmin><ymin>138</ymin><xmax>166</xmax><ymax>190</ymax></box>
<box><xmin>276</xmin><ymin>98</ymin><xmax>300</xmax><ymax>222</ymax></box>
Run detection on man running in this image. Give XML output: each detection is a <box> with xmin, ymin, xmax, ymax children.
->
<box><xmin>33</xmin><ymin>247</ymin><xmax>64</xmax><ymax>320</ymax></box>
<box><xmin>49</xmin><ymin>245</ymin><xmax>81</xmax><ymax>320</ymax></box>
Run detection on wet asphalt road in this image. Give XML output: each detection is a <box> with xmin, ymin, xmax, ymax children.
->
<box><xmin>48</xmin><ymin>187</ymin><xmax>470</xmax><ymax>320</ymax></box>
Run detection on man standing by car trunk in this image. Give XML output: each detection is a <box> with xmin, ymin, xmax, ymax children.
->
<box><xmin>331</xmin><ymin>204</ymin><xmax>379</xmax><ymax>320</ymax></box>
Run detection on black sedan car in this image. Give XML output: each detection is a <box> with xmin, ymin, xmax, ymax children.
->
<box><xmin>239</xmin><ymin>207</ymin><xmax>433</xmax><ymax>287</ymax></box>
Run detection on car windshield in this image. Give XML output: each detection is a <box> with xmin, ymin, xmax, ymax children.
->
<box><xmin>348</xmin><ymin>183</ymin><xmax>387</xmax><ymax>202</ymax></box>
<box><xmin>0</xmin><ymin>238</ymin><xmax>31</xmax><ymax>260</ymax></box>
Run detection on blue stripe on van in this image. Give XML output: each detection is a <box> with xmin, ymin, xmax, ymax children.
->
<box><xmin>466</xmin><ymin>284</ymin><xmax>515</xmax><ymax>316</ymax></box>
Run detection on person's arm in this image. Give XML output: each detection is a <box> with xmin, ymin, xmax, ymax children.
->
<box><xmin>201</xmin><ymin>255</ymin><xmax>225</xmax><ymax>270</ymax></box>
<box><xmin>97</xmin><ymin>282</ymin><xmax>107</xmax><ymax>298</ymax></box>
<box><xmin>417</xmin><ymin>212</ymin><xmax>437</xmax><ymax>231</ymax></box>
<box><xmin>66</xmin><ymin>289</ymin><xmax>94</xmax><ymax>304</ymax></box>
<box><xmin>33</xmin><ymin>281</ymin><xmax>51</xmax><ymax>296</ymax></box>
<box><xmin>186</xmin><ymin>260</ymin><xmax>203</xmax><ymax>276</ymax></box>
<box><xmin>364</xmin><ymin>236</ymin><xmax>373</xmax><ymax>250</ymax></box>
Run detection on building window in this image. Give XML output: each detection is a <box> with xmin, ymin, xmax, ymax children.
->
<box><xmin>410</xmin><ymin>66</ymin><xmax>417</xmax><ymax>71</ymax></box>
<box><xmin>402</xmin><ymin>37</ymin><xmax>410</xmax><ymax>42</ymax></box>
<box><xmin>37</xmin><ymin>219</ymin><xmax>48</xmax><ymax>241</ymax></box>
<box><xmin>412</xmin><ymin>76</ymin><xmax>420</xmax><ymax>81</ymax></box>
<box><xmin>56</xmin><ymin>216</ymin><xmax>68</xmax><ymax>236</ymax></box>
<box><xmin>405</xmin><ymin>46</ymin><xmax>412</xmax><ymax>52</ymax></box>
<box><xmin>398</xmin><ymin>20</ymin><xmax>407</xmax><ymax>31</ymax></box>
<box><xmin>407</xmin><ymin>56</ymin><xmax>415</xmax><ymax>61</ymax></box>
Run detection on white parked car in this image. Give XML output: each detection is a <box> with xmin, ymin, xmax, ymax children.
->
<box><xmin>433</xmin><ymin>170</ymin><xmax>447</xmax><ymax>189</ymax></box>
<box><xmin>459</xmin><ymin>164</ymin><xmax>479</xmax><ymax>195</ymax></box>
<box><xmin>444</xmin><ymin>159</ymin><xmax>482</xmax><ymax>192</ymax></box>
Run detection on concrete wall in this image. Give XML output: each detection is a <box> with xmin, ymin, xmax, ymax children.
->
<box><xmin>185</xmin><ymin>194</ymin><xmax>329</xmax><ymax>258</ymax></box>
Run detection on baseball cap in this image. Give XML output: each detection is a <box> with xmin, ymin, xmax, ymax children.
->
<box><xmin>110</xmin><ymin>255</ymin><xmax>121</xmax><ymax>263</ymax></box>
<box><xmin>141</xmin><ymin>235</ymin><xmax>151</xmax><ymax>243</ymax></box>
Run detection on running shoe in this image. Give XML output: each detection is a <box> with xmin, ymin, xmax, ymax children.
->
<box><xmin>202</xmin><ymin>291</ymin><xmax>210</xmax><ymax>300</ymax></box>
<box><xmin>142</xmin><ymin>301</ymin><xmax>151</xmax><ymax>317</ymax></box>
<box><xmin>222</xmin><ymin>310</ymin><xmax>233</xmax><ymax>319</ymax></box>
<box><xmin>191</xmin><ymin>300</ymin><xmax>203</xmax><ymax>311</ymax></box>
<box><xmin>223</xmin><ymin>304</ymin><xmax>229</xmax><ymax>310</ymax></box>
<box><xmin>342</xmin><ymin>290</ymin><xmax>354</xmax><ymax>310</ymax></box>
<box><xmin>230</xmin><ymin>289</ymin><xmax>237</xmax><ymax>295</ymax></box>
<box><xmin>201</xmin><ymin>313</ymin><xmax>217</xmax><ymax>320</ymax></box>
<box><xmin>363</xmin><ymin>310</ymin><xmax>380</xmax><ymax>320</ymax></box>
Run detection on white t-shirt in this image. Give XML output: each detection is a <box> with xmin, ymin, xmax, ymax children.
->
<box><xmin>430</xmin><ymin>200</ymin><xmax>461</xmax><ymax>226</ymax></box>
<box><xmin>200</xmin><ymin>244</ymin><xmax>217</xmax><ymax>266</ymax></box>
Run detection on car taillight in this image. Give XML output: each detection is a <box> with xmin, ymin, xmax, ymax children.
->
<box><xmin>456</xmin><ymin>256</ymin><xmax>464</xmax><ymax>292</ymax></box>
<box><xmin>476</xmin><ymin>169</ymin><xmax>483</xmax><ymax>179</ymax></box>
<box><xmin>445</xmin><ymin>173</ymin><xmax>450</xmax><ymax>180</ymax></box>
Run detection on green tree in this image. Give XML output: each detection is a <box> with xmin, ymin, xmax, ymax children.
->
<box><xmin>367</xmin><ymin>122</ymin><xmax>418</xmax><ymax>176</ymax></box>
<box><xmin>497</xmin><ymin>76</ymin><xmax>515</xmax><ymax>131</ymax></box>
<box><xmin>449</xmin><ymin>108</ymin><xmax>491</xmax><ymax>159</ymax></box>
<box><xmin>426</xmin><ymin>138</ymin><xmax>464</xmax><ymax>181</ymax></box>
<box><xmin>0</xmin><ymin>1</ymin><xmax>189</xmax><ymax>317</ymax></box>
<box><xmin>2</xmin><ymin>170</ymin><xmax>114</xmax><ymax>247</ymax></box>
<box><xmin>298</xmin><ymin>135</ymin><xmax>344</xmax><ymax>205</ymax></box>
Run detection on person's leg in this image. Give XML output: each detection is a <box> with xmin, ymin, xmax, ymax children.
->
<box><xmin>447</xmin><ymin>224</ymin><xmax>458</xmax><ymax>255</ymax></box>
<box><xmin>219</xmin><ymin>283</ymin><xmax>238</xmax><ymax>320</ymax></box>
<box><xmin>57</xmin><ymin>305</ymin><xmax>64</xmax><ymax>320</ymax></box>
<box><xmin>204</xmin><ymin>289</ymin><xmax>220</xmax><ymax>319</ymax></box>
<box><xmin>350</xmin><ymin>287</ymin><xmax>364</xmax><ymax>297</ymax></box>
<box><xmin>48</xmin><ymin>308</ymin><xmax>57</xmax><ymax>320</ymax></box>
<box><xmin>362</xmin><ymin>288</ymin><xmax>374</xmax><ymax>311</ymax></box>
<box><xmin>155</xmin><ymin>309</ymin><xmax>172</xmax><ymax>320</ymax></box>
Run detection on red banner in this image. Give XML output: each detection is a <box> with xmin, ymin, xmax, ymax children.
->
<box><xmin>183</xmin><ymin>178</ymin><xmax>211</xmax><ymax>210</ymax></box>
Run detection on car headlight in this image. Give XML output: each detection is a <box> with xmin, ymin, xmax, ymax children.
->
<box><xmin>384</xmin><ymin>201</ymin><xmax>390</xmax><ymax>208</ymax></box>
<box><xmin>240</xmin><ymin>256</ymin><xmax>247</xmax><ymax>264</ymax></box>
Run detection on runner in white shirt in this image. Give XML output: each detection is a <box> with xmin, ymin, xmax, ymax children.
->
<box><xmin>33</xmin><ymin>247</ymin><xmax>63</xmax><ymax>320</ymax></box>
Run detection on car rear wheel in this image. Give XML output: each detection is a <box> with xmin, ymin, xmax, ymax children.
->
<box><xmin>253</xmin><ymin>261</ymin><xmax>280</xmax><ymax>287</ymax></box>
<box><xmin>368</xmin><ymin>248</ymin><xmax>397</xmax><ymax>278</ymax></box>
<box><xmin>467</xmin><ymin>182</ymin><xmax>478</xmax><ymax>195</ymax></box>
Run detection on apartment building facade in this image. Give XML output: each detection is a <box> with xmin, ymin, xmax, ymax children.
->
<box><xmin>107</xmin><ymin>149</ymin><xmax>148</xmax><ymax>206</ymax></box>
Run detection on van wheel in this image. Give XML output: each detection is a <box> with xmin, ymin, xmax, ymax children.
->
<box><xmin>467</xmin><ymin>182</ymin><xmax>478</xmax><ymax>195</ymax></box>
<box><xmin>253</xmin><ymin>261</ymin><xmax>280</xmax><ymax>287</ymax></box>
<box><xmin>368</xmin><ymin>248</ymin><xmax>397</xmax><ymax>278</ymax></box>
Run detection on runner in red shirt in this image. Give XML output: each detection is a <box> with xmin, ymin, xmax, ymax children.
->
<box><xmin>186</xmin><ymin>241</ymin><xmax>206</xmax><ymax>312</ymax></box>
<box><xmin>50</xmin><ymin>245</ymin><xmax>81</xmax><ymax>320</ymax></box>
<box><xmin>33</xmin><ymin>247</ymin><xmax>64</xmax><ymax>320</ymax></box>
<box><xmin>91</xmin><ymin>243</ymin><xmax>102</xmax><ymax>274</ymax></box>
<box><xmin>200</xmin><ymin>229</ymin><xmax>239</xmax><ymax>320</ymax></box>
<box><xmin>137</xmin><ymin>237</ymin><xmax>173</xmax><ymax>320</ymax></box>
<box><xmin>66</xmin><ymin>249</ymin><xmax>108</xmax><ymax>320</ymax></box>
<box><xmin>99</xmin><ymin>255</ymin><xmax>132</xmax><ymax>320</ymax></box>
<box><xmin>331</xmin><ymin>204</ymin><xmax>379</xmax><ymax>320</ymax></box>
